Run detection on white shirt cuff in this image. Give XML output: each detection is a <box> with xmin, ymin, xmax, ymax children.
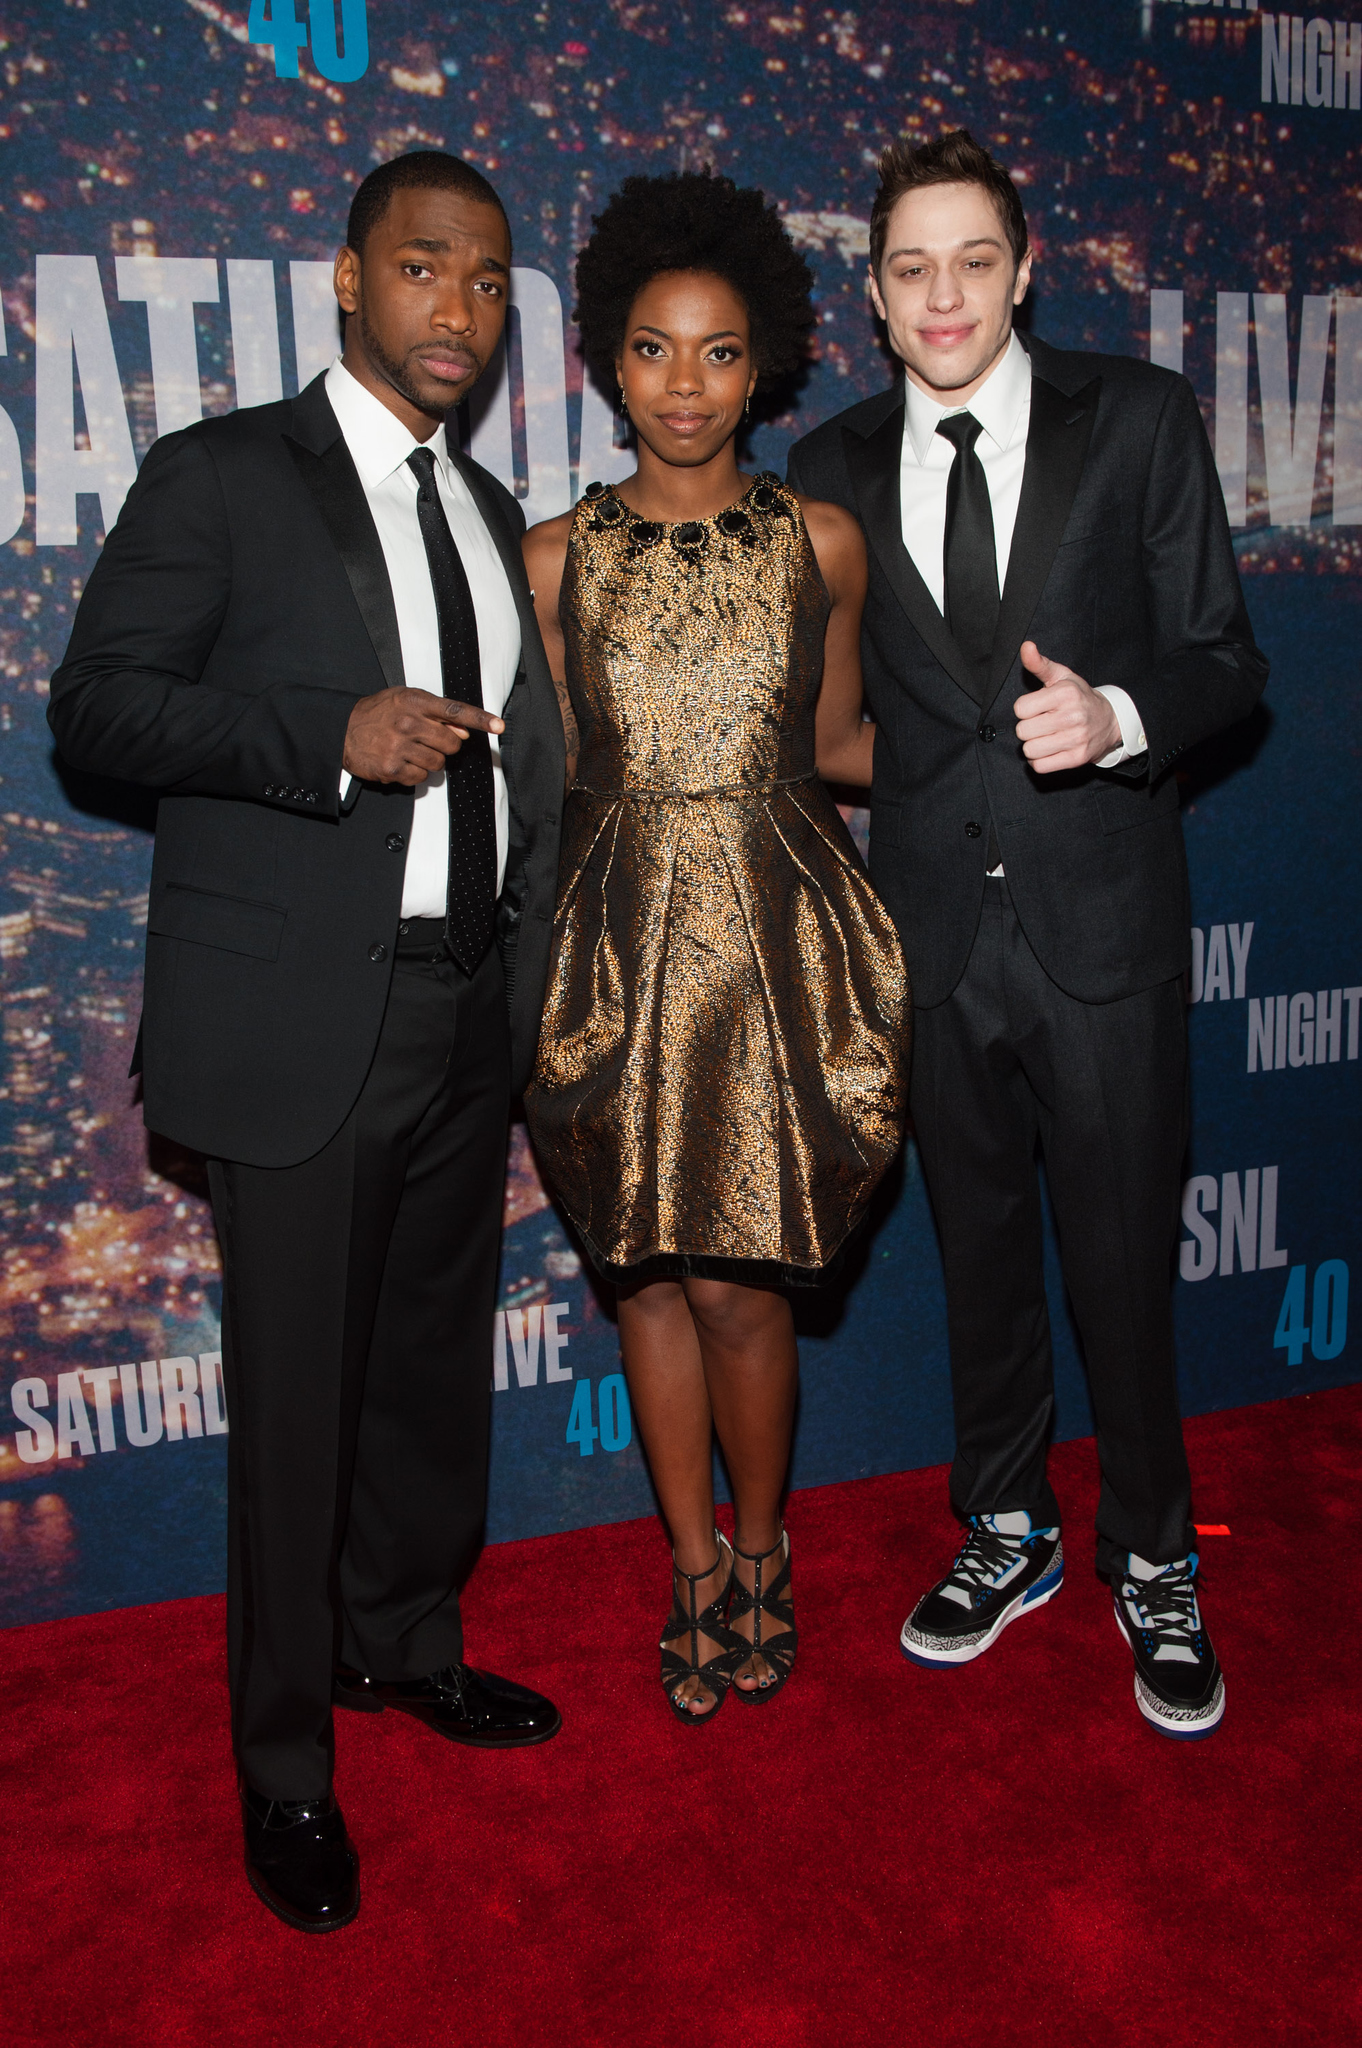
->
<box><xmin>1093</xmin><ymin>686</ymin><xmax>1147</xmax><ymax>768</ymax></box>
<box><xmin>339</xmin><ymin>770</ymin><xmax>352</xmax><ymax>800</ymax></box>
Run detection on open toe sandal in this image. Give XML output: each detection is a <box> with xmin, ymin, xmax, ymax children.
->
<box><xmin>659</xmin><ymin>1532</ymin><xmax>738</xmax><ymax>1726</ymax></box>
<box><xmin>730</xmin><ymin>1529</ymin><xmax>797</xmax><ymax>1704</ymax></box>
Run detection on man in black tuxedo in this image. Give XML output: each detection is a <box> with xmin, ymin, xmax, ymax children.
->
<box><xmin>50</xmin><ymin>153</ymin><xmax>566</xmax><ymax>1927</ymax></box>
<box><xmin>788</xmin><ymin>132</ymin><xmax>1266</xmax><ymax>1740</ymax></box>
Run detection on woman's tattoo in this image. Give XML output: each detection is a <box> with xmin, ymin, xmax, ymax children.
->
<box><xmin>554</xmin><ymin>677</ymin><xmax>579</xmax><ymax>785</ymax></box>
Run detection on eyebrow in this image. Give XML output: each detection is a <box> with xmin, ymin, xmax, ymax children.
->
<box><xmin>631</xmin><ymin>324</ymin><xmax>745</xmax><ymax>343</ymax></box>
<box><xmin>886</xmin><ymin>237</ymin><xmax>1004</xmax><ymax>260</ymax></box>
<box><xmin>397</xmin><ymin>237</ymin><xmax>510</xmax><ymax>274</ymax></box>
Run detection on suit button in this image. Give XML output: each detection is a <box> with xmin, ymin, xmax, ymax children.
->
<box><xmin>368</xmin><ymin>942</ymin><xmax>388</xmax><ymax>963</ymax></box>
<box><xmin>965</xmin><ymin>821</ymin><xmax>982</xmax><ymax>838</ymax></box>
<box><xmin>386</xmin><ymin>832</ymin><xmax>405</xmax><ymax>852</ymax></box>
<box><xmin>263</xmin><ymin>783</ymin><xmax>276</xmax><ymax>797</ymax></box>
<box><xmin>305</xmin><ymin>791</ymin><xmax>318</xmax><ymax>804</ymax></box>
<box><xmin>977</xmin><ymin>725</ymin><xmax>996</xmax><ymax>742</ymax></box>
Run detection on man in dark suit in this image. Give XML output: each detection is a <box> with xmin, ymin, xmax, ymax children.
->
<box><xmin>49</xmin><ymin>152</ymin><xmax>566</xmax><ymax>1927</ymax></box>
<box><xmin>788</xmin><ymin>131</ymin><xmax>1266</xmax><ymax>1740</ymax></box>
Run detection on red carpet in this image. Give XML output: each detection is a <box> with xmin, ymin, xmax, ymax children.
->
<box><xmin>2</xmin><ymin>1386</ymin><xmax>1359</xmax><ymax>2047</ymax></box>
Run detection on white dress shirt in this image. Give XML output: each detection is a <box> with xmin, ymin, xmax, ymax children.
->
<box><xmin>898</xmin><ymin>330</ymin><xmax>1145</xmax><ymax>774</ymax></box>
<box><xmin>326</xmin><ymin>357</ymin><xmax>521</xmax><ymax>916</ymax></box>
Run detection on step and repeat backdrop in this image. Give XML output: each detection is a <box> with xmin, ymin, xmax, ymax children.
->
<box><xmin>0</xmin><ymin>0</ymin><xmax>1358</xmax><ymax>1624</ymax></box>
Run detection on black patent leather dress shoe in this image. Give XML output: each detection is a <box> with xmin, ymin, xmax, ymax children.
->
<box><xmin>241</xmin><ymin>1782</ymin><xmax>360</xmax><ymax>1933</ymax></box>
<box><xmin>333</xmin><ymin>1661</ymin><xmax>562</xmax><ymax>1748</ymax></box>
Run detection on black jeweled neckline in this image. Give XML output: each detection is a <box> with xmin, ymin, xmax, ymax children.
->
<box><xmin>583</xmin><ymin>473</ymin><xmax>787</xmax><ymax>548</ymax></box>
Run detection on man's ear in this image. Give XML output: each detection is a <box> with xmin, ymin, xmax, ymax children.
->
<box><xmin>333</xmin><ymin>244</ymin><xmax>360</xmax><ymax>318</ymax></box>
<box><xmin>867</xmin><ymin>264</ymin><xmax>888</xmax><ymax>323</ymax></box>
<box><xmin>1012</xmin><ymin>249</ymin><xmax>1033</xmax><ymax>307</ymax></box>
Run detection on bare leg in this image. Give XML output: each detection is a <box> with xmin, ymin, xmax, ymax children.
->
<box><xmin>683</xmin><ymin>1278</ymin><xmax>797</xmax><ymax>1693</ymax></box>
<box><xmin>618</xmin><ymin>1275</ymin><xmax>798</xmax><ymax>1711</ymax></box>
<box><xmin>618</xmin><ymin>1279</ymin><xmax>729</xmax><ymax>1716</ymax></box>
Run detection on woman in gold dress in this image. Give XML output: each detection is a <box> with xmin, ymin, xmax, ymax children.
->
<box><xmin>523</xmin><ymin>174</ymin><xmax>908</xmax><ymax>1722</ymax></box>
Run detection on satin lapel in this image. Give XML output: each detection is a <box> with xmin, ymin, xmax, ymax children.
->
<box><xmin>844</xmin><ymin>402</ymin><xmax>984</xmax><ymax>706</ymax></box>
<box><xmin>985</xmin><ymin>374</ymin><xmax>1101</xmax><ymax>709</ymax></box>
<box><xmin>284</xmin><ymin>431</ymin><xmax>406</xmax><ymax>691</ymax></box>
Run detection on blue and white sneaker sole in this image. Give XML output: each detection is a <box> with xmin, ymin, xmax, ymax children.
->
<box><xmin>1112</xmin><ymin>1602</ymin><xmax>1227</xmax><ymax>1741</ymax></box>
<box><xmin>899</xmin><ymin>1550</ymin><xmax>1064</xmax><ymax>1668</ymax></box>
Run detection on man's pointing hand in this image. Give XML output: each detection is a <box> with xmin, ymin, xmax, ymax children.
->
<box><xmin>343</xmin><ymin>687</ymin><xmax>505</xmax><ymax>787</ymax></box>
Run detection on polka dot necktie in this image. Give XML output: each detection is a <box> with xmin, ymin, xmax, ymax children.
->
<box><xmin>407</xmin><ymin>446</ymin><xmax>497</xmax><ymax>974</ymax></box>
<box><xmin>935</xmin><ymin>411</ymin><xmax>1000</xmax><ymax>681</ymax></box>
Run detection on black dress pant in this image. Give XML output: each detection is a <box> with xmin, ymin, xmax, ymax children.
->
<box><xmin>208</xmin><ymin>935</ymin><xmax>510</xmax><ymax>1800</ymax></box>
<box><xmin>909</xmin><ymin>879</ymin><xmax>1194</xmax><ymax>1577</ymax></box>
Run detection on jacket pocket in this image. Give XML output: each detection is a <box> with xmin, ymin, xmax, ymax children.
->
<box><xmin>149</xmin><ymin>883</ymin><xmax>287</xmax><ymax>961</ymax></box>
<box><xmin>1056</xmin><ymin>524</ymin><xmax>1127</xmax><ymax>548</ymax></box>
<box><xmin>1093</xmin><ymin>775</ymin><xmax>1178</xmax><ymax>835</ymax></box>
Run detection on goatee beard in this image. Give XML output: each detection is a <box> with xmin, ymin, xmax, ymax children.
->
<box><xmin>357</xmin><ymin>307</ymin><xmax>470</xmax><ymax>416</ymax></box>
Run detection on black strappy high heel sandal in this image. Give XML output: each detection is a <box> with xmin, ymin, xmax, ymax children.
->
<box><xmin>659</xmin><ymin>1532</ymin><xmax>738</xmax><ymax>1726</ymax></box>
<box><xmin>729</xmin><ymin>1529</ymin><xmax>797</xmax><ymax>1704</ymax></box>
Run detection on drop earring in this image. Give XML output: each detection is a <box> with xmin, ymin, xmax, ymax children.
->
<box><xmin>619</xmin><ymin>388</ymin><xmax>629</xmax><ymax>417</ymax></box>
<box><xmin>744</xmin><ymin>395</ymin><xmax>751</xmax><ymax>421</ymax></box>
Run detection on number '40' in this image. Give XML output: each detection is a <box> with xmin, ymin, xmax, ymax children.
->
<box><xmin>1274</xmin><ymin>1260</ymin><xmax>1349</xmax><ymax>1367</ymax></box>
<box><xmin>247</xmin><ymin>0</ymin><xmax>369</xmax><ymax>83</ymax></box>
<box><xmin>566</xmin><ymin>1375</ymin><xmax>632</xmax><ymax>1458</ymax></box>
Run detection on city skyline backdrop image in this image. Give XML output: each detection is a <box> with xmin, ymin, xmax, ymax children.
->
<box><xmin>0</xmin><ymin>1</ymin><xmax>1358</xmax><ymax>1622</ymax></box>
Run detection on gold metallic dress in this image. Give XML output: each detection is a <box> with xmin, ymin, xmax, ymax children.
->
<box><xmin>524</xmin><ymin>474</ymin><xmax>909</xmax><ymax>1287</ymax></box>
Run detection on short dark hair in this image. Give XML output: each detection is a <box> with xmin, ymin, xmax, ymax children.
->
<box><xmin>869</xmin><ymin>130</ymin><xmax>1029</xmax><ymax>277</ymax></box>
<box><xmin>574</xmin><ymin>170</ymin><xmax>815</xmax><ymax>392</ymax></box>
<box><xmin>346</xmin><ymin>150</ymin><xmax>508</xmax><ymax>254</ymax></box>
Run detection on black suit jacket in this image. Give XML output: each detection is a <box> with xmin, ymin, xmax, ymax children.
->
<box><xmin>49</xmin><ymin>374</ymin><xmax>564</xmax><ymax>1166</ymax></box>
<box><xmin>786</xmin><ymin>335</ymin><xmax>1268</xmax><ymax>1008</ymax></box>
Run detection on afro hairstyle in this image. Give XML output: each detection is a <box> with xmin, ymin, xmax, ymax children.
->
<box><xmin>574</xmin><ymin>170</ymin><xmax>815</xmax><ymax>393</ymax></box>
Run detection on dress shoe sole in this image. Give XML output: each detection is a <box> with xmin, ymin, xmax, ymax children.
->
<box><xmin>245</xmin><ymin>1862</ymin><xmax>360</xmax><ymax>1934</ymax></box>
<box><xmin>332</xmin><ymin>1677</ymin><xmax>384</xmax><ymax>1714</ymax></box>
<box><xmin>382</xmin><ymin>1698</ymin><xmax>564</xmax><ymax>1748</ymax></box>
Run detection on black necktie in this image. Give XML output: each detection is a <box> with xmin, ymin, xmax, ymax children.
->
<box><xmin>935</xmin><ymin>412</ymin><xmax>999</xmax><ymax>679</ymax></box>
<box><xmin>407</xmin><ymin>446</ymin><xmax>497</xmax><ymax>974</ymax></box>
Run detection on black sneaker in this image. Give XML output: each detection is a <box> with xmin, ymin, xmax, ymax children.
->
<box><xmin>1112</xmin><ymin>1552</ymin><xmax>1225</xmax><ymax>1741</ymax></box>
<box><xmin>900</xmin><ymin>1511</ymin><xmax>1064</xmax><ymax>1667</ymax></box>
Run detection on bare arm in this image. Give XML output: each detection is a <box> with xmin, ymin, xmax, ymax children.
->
<box><xmin>522</xmin><ymin>513</ymin><xmax>576</xmax><ymax>790</ymax></box>
<box><xmin>802</xmin><ymin>496</ymin><xmax>875</xmax><ymax>788</ymax></box>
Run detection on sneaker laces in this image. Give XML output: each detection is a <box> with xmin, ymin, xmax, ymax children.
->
<box><xmin>1120</xmin><ymin>1556</ymin><xmax>1204</xmax><ymax>1664</ymax></box>
<box><xmin>943</xmin><ymin>1519</ymin><xmax>1028</xmax><ymax>1604</ymax></box>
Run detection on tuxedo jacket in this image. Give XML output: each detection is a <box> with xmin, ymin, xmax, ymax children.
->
<box><xmin>49</xmin><ymin>374</ymin><xmax>565</xmax><ymax>1167</ymax></box>
<box><xmin>786</xmin><ymin>334</ymin><xmax>1268</xmax><ymax>1009</ymax></box>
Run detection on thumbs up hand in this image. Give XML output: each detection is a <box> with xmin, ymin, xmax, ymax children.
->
<box><xmin>1013</xmin><ymin>640</ymin><xmax>1122</xmax><ymax>773</ymax></box>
